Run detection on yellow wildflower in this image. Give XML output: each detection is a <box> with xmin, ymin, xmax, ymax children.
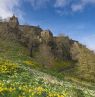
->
<box><xmin>23</xmin><ymin>60</ymin><xmax>33</xmax><ymax>65</ymax></box>
<box><xmin>35</xmin><ymin>86</ymin><xmax>44</xmax><ymax>94</ymax></box>
<box><xmin>0</xmin><ymin>87</ymin><xmax>3</xmax><ymax>92</ymax></box>
<box><xmin>9</xmin><ymin>87</ymin><xmax>15</xmax><ymax>92</ymax></box>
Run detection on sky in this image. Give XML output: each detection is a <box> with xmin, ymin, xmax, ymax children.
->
<box><xmin>0</xmin><ymin>0</ymin><xmax>95</xmax><ymax>51</ymax></box>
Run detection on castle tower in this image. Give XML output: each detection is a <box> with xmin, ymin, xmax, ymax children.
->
<box><xmin>9</xmin><ymin>15</ymin><xmax>19</xmax><ymax>29</ymax></box>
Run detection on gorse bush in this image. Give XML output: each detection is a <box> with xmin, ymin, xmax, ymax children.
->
<box><xmin>0</xmin><ymin>80</ymin><xmax>65</xmax><ymax>97</ymax></box>
<box><xmin>0</xmin><ymin>59</ymin><xmax>19</xmax><ymax>74</ymax></box>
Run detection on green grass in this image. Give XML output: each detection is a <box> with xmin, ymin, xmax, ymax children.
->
<box><xmin>0</xmin><ymin>38</ymin><xmax>95</xmax><ymax>97</ymax></box>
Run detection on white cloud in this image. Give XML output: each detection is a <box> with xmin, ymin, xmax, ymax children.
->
<box><xmin>54</xmin><ymin>0</ymin><xmax>95</xmax><ymax>13</ymax></box>
<box><xmin>0</xmin><ymin>0</ymin><xmax>23</xmax><ymax>20</ymax></box>
<box><xmin>82</xmin><ymin>0</ymin><xmax>95</xmax><ymax>3</ymax></box>
<box><xmin>27</xmin><ymin>0</ymin><xmax>50</xmax><ymax>9</ymax></box>
<box><xmin>71</xmin><ymin>3</ymin><xmax>83</xmax><ymax>12</ymax></box>
<box><xmin>54</xmin><ymin>0</ymin><xmax>68</xmax><ymax>8</ymax></box>
<box><xmin>71</xmin><ymin>0</ymin><xmax>95</xmax><ymax>12</ymax></box>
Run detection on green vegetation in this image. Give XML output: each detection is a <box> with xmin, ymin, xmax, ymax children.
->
<box><xmin>0</xmin><ymin>38</ymin><xmax>95</xmax><ymax>97</ymax></box>
<box><xmin>70</xmin><ymin>43</ymin><xmax>95</xmax><ymax>83</ymax></box>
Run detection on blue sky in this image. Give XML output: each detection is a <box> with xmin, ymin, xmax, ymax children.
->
<box><xmin>0</xmin><ymin>0</ymin><xmax>95</xmax><ymax>51</ymax></box>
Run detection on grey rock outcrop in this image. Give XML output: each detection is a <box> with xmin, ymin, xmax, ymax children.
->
<box><xmin>0</xmin><ymin>16</ymin><xmax>95</xmax><ymax>83</ymax></box>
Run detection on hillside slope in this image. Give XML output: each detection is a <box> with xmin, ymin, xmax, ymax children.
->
<box><xmin>0</xmin><ymin>16</ymin><xmax>95</xmax><ymax>84</ymax></box>
<box><xmin>0</xmin><ymin>15</ymin><xmax>95</xmax><ymax>97</ymax></box>
<box><xmin>0</xmin><ymin>38</ymin><xmax>95</xmax><ymax>97</ymax></box>
<box><xmin>68</xmin><ymin>42</ymin><xmax>95</xmax><ymax>82</ymax></box>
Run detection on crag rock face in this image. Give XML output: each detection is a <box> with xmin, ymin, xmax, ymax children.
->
<box><xmin>9</xmin><ymin>15</ymin><xmax>19</xmax><ymax>29</ymax></box>
<box><xmin>0</xmin><ymin>15</ymin><xmax>77</xmax><ymax>62</ymax></box>
<box><xmin>54</xmin><ymin>36</ymin><xmax>73</xmax><ymax>60</ymax></box>
<box><xmin>0</xmin><ymin>16</ymin><xmax>95</xmax><ymax>82</ymax></box>
<box><xmin>0</xmin><ymin>15</ymin><xmax>19</xmax><ymax>39</ymax></box>
<box><xmin>70</xmin><ymin>42</ymin><xmax>80</xmax><ymax>61</ymax></box>
<box><xmin>41</xmin><ymin>30</ymin><xmax>53</xmax><ymax>43</ymax></box>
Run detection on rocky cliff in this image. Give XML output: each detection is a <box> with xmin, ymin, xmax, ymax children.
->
<box><xmin>0</xmin><ymin>15</ymin><xmax>74</xmax><ymax>62</ymax></box>
<box><xmin>0</xmin><ymin>15</ymin><xmax>95</xmax><ymax>82</ymax></box>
